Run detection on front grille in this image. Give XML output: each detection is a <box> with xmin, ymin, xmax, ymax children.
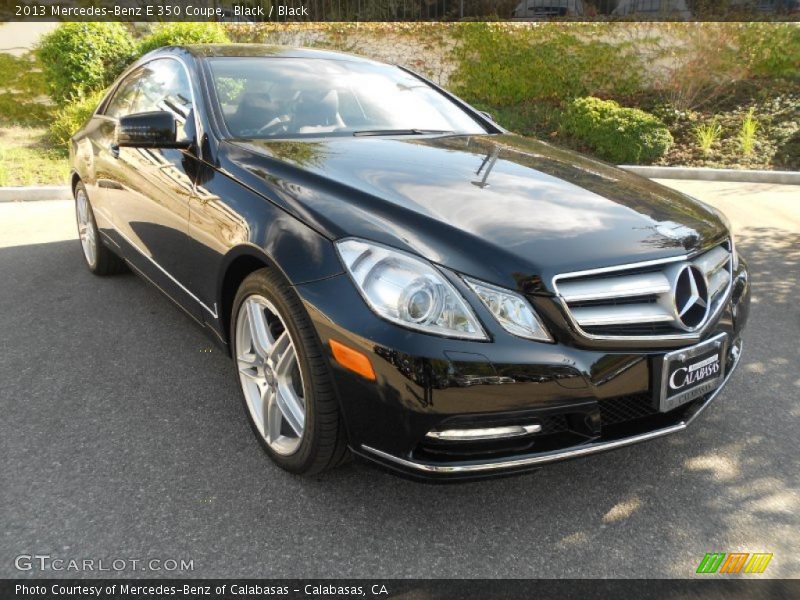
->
<box><xmin>599</xmin><ymin>393</ymin><xmax>658</xmax><ymax>425</ymax></box>
<box><xmin>539</xmin><ymin>413</ymin><xmax>570</xmax><ymax>434</ymax></box>
<box><xmin>554</xmin><ymin>241</ymin><xmax>733</xmax><ymax>339</ymax></box>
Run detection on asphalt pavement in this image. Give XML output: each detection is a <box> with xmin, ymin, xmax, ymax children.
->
<box><xmin>1</xmin><ymin>180</ymin><xmax>798</xmax><ymax>578</ymax></box>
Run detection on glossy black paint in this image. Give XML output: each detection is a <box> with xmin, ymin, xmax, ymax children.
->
<box><xmin>69</xmin><ymin>45</ymin><xmax>750</xmax><ymax>479</ymax></box>
<box><xmin>294</xmin><ymin>261</ymin><xmax>748</xmax><ymax>472</ymax></box>
<box><xmin>224</xmin><ymin>134</ymin><xmax>727</xmax><ymax>294</ymax></box>
<box><xmin>117</xmin><ymin>111</ymin><xmax>188</xmax><ymax>148</ymax></box>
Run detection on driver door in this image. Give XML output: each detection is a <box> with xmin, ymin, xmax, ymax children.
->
<box><xmin>100</xmin><ymin>58</ymin><xmax>205</xmax><ymax>320</ymax></box>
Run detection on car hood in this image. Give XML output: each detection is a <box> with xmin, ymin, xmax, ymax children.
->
<box><xmin>222</xmin><ymin>134</ymin><xmax>726</xmax><ymax>292</ymax></box>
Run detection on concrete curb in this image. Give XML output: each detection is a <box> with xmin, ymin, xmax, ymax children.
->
<box><xmin>620</xmin><ymin>165</ymin><xmax>800</xmax><ymax>185</ymax></box>
<box><xmin>0</xmin><ymin>186</ymin><xmax>71</xmax><ymax>202</ymax></box>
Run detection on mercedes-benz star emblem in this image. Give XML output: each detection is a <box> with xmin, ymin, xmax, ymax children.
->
<box><xmin>674</xmin><ymin>265</ymin><xmax>709</xmax><ymax>330</ymax></box>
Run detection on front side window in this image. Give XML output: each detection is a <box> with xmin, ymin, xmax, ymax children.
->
<box><xmin>104</xmin><ymin>69</ymin><xmax>144</xmax><ymax>119</ymax></box>
<box><xmin>134</xmin><ymin>59</ymin><xmax>194</xmax><ymax>139</ymax></box>
<box><xmin>104</xmin><ymin>59</ymin><xmax>193</xmax><ymax>139</ymax></box>
<box><xmin>207</xmin><ymin>57</ymin><xmax>487</xmax><ymax>139</ymax></box>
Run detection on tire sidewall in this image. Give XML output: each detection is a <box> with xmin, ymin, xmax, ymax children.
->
<box><xmin>74</xmin><ymin>182</ymin><xmax>99</xmax><ymax>271</ymax></box>
<box><xmin>231</xmin><ymin>269</ymin><xmax>320</xmax><ymax>472</ymax></box>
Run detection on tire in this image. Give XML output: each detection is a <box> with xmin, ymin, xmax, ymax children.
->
<box><xmin>231</xmin><ymin>267</ymin><xmax>349</xmax><ymax>475</ymax></box>
<box><xmin>73</xmin><ymin>182</ymin><xmax>126</xmax><ymax>276</ymax></box>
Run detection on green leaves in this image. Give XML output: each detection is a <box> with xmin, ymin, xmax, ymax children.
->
<box><xmin>138</xmin><ymin>23</ymin><xmax>230</xmax><ymax>56</ymax></box>
<box><xmin>738</xmin><ymin>107</ymin><xmax>759</xmax><ymax>156</ymax></box>
<box><xmin>35</xmin><ymin>22</ymin><xmax>230</xmax><ymax>109</ymax></box>
<box><xmin>695</xmin><ymin>119</ymin><xmax>723</xmax><ymax>155</ymax></box>
<box><xmin>49</xmin><ymin>89</ymin><xmax>107</xmax><ymax>147</ymax></box>
<box><xmin>451</xmin><ymin>23</ymin><xmax>643</xmax><ymax>108</ymax></box>
<box><xmin>36</xmin><ymin>23</ymin><xmax>136</xmax><ymax>106</ymax></box>
<box><xmin>561</xmin><ymin>97</ymin><xmax>673</xmax><ymax>165</ymax></box>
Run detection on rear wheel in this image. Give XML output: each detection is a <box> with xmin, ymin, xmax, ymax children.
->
<box><xmin>74</xmin><ymin>182</ymin><xmax>126</xmax><ymax>275</ymax></box>
<box><xmin>231</xmin><ymin>268</ymin><xmax>349</xmax><ymax>474</ymax></box>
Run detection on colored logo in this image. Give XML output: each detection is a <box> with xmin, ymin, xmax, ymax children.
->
<box><xmin>696</xmin><ymin>552</ymin><xmax>773</xmax><ymax>574</ymax></box>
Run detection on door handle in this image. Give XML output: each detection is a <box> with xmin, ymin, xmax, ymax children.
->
<box><xmin>109</xmin><ymin>143</ymin><xmax>119</xmax><ymax>158</ymax></box>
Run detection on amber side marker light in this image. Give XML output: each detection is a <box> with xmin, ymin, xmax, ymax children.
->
<box><xmin>329</xmin><ymin>339</ymin><xmax>376</xmax><ymax>381</ymax></box>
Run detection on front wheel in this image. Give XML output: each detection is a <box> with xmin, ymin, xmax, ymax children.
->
<box><xmin>231</xmin><ymin>268</ymin><xmax>349</xmax><ymax>474</ymax></box>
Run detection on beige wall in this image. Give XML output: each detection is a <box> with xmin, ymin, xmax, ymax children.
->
<box><xmin>0</xmin><ymin>22</ymin><xmax>58</xmax><ymax>56</ymax></box>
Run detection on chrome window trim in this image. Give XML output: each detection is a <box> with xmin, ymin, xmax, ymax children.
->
<box><xmin>361</xmin><ymin>339</ymin><xmax>742</xmax><ymax>474</ymax></box>
<box><xmin>550</xmin><ymin>244</ymin><xmax>733</xmax><ymax>342</ymax></box>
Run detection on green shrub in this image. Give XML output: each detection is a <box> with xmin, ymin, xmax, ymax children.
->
<box><xmin>561</xmin><ymin>97</ymin><xmax>673</xmax><ymax>165</ymax></box>
<box><xmin>139</xmin><ymin>22</ymin><xmax>230</xmax><ymax>55</ymax></box>
<box><xmin>36</xmin><ymin>23</ymin><xmax>136</xmax><ymax>106</ymax></box>
<box><xmin>739</xmin><ymin>23</ymin><xmax>800</xmax><ymax>80</ymax></box>
<box><xmin>452</xmin><ymin>23</ymin><xmax>643</xmax><ymax>108</ymax></box>
<box><xmin>0</xmin><ymin>92</ymin><xmax>52</xmax><ymax>127</ymax></box>
<box><xmin>49</xmin><ymin>90</ymin><xmax>107</xmax><ymax>146</ymax></box>
<box><xmin>0</xmin><ymin>54</ymin><xmax>52</xmax><ymax>126</ymax></box>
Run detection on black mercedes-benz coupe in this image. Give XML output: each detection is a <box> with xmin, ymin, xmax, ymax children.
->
<box><xmin>69</xmin><ymin>45</ymin><xmax>750</xmax><ymax>480</ymax></box>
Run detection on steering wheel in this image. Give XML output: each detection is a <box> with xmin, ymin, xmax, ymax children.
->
<box><xmin>257</xmin><ymin>117</ymin><xmax>289</xmax><ymax>136</ymax></box>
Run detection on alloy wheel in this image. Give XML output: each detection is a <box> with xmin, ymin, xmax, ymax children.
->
<box><xmin>75</xmin><ymin>188</ymin><xmax>97</xmax><ymax>267</ymax></box>
<box><xmin>235</xmin><ymin>295</ymin><xmax>306</xmax><ymax>455</ymax></box>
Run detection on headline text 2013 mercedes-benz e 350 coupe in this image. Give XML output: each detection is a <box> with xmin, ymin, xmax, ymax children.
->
<box><xmin>70</xmin><ymin>45</ymin><xmax>749</xmax><ymax>480</ymax></box>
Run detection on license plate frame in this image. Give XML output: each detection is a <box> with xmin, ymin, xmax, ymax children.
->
<box><xmin>655</xmin><ymin>333</ymin><xmax>728</xmax><ymax>413</ymax></box>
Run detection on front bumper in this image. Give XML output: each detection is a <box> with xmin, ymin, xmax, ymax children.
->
<box><xmin>356</xmin><ymin>339</ymin><xmax>742</xmax><ymax>477</ymax></box>
<box><xmin>295</xmin><ymin>260</ymin><xmax>750</xmax><ymax>480</ymax></box>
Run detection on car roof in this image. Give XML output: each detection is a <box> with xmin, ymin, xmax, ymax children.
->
<box><xmin>176</xmin><ymin>44</ymin><xmax>376</xmax><ymax>63</ymax></box>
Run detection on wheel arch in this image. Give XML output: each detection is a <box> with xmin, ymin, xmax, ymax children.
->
<box><xmin>217</xmin><ymin>244</ymin><xmax>290</xmax><ymax>353</ymax></box>
<box><xmin>70</xmin><ymin>171</ymin><xmax>82</xmax><ymax>195</ymax></box>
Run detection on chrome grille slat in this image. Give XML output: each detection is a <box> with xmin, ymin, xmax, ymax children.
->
<box><xmin>572</xmin><ymin>304</ymin><xmax>674</xmax><ymax>326</ymax></box>
<box><xmin>708</xmin><ymin>267</ymin><xmax>729</xmax><ymax>300</ymax></box>
<box><xmin>554</xmin><ymin>241</ymin><xmax>733</xmax><ymax>340</ymax></box>
<box><xmin>694</xmin><ymin>245</ymin><xmax>729</xmax><ymax>276</ymax></box>
<box><xmin>559</xmin><ymin>272</ymin><xmax>670</xmax><ymax>302</ymax></box>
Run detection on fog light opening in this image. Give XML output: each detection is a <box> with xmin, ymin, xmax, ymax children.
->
<box><xmin>425</xmin><ymin>423</ymin><xmax>542</xmax><ymax>442</ymax></box>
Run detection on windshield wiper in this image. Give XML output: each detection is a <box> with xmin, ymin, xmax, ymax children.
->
<box><xmin>352</xmin><ymin>129</ymin><xmax>455</xmax><ymax>137</ymax></box>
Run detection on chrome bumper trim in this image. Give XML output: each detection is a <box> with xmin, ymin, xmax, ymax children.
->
<box><xmin>361</xmin><ymin>340</ymin><xmax>743</xmax><ymax>475</ymax></box>
<box><xmin>425</xmin><ymin>423</ymin><xmax>542</xmax><ymax>442</ymax></box>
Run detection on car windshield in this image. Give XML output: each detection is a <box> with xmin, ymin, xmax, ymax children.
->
<box><xmin>207</xmin><ymin>57</ymin><xmax>487</xmax><ymax>139</ymax></box>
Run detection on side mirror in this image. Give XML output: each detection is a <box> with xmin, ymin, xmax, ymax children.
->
<box><xmin>118</xmin><ymin>111</ymin><xmax>191</xmax><ymax>149</ymax></box>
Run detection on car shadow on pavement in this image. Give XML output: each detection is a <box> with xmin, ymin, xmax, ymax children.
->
<box><xmin>1</xmin><ymin>229</ymin><xmax>798</xmax><ymax>579</ymax></box>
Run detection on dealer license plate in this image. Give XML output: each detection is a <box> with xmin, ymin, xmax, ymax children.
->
<box><xmin>656</xmin><ymin>333</ymin><xmax>727</xmax><ymax>413</ymax></box>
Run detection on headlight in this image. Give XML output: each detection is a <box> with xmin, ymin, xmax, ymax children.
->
<box><xmin>701</xmin><ymin>201</ymin><xmax>739</xmax><ymax>271</ymax></box>
<box><xmin>464</xmin><ymin>278</ymin><xmax>553</xmax><ymax>342</ymax></box>
<box><xmin>336</xmin><ymin>239</ymin><xmax>487</xmax><ymax>340</ymax></box>
<box><xmin>713</xmin><ymin>209</ymin><xmax>739</xmax><ymax>270</ymax></box>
